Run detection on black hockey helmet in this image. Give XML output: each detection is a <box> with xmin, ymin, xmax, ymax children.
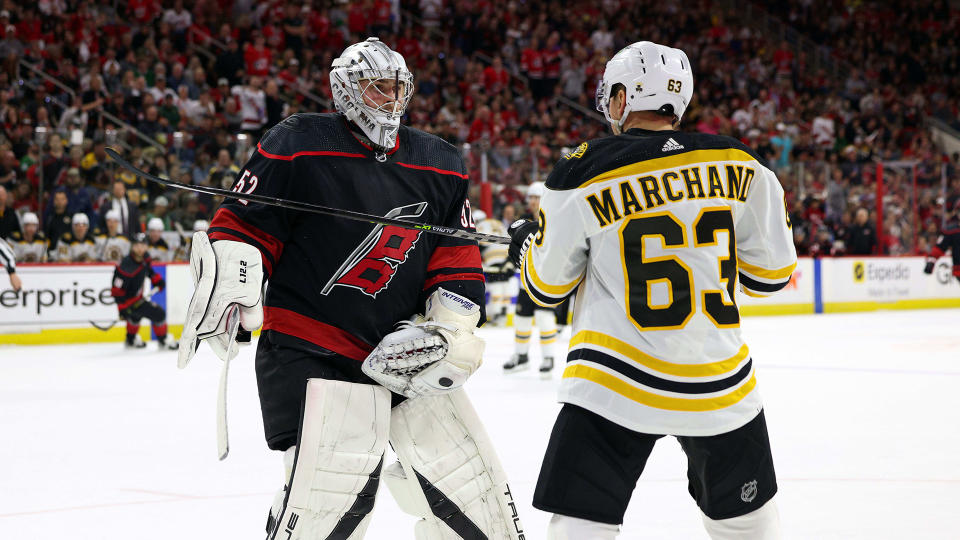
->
<box><xmin>131</xmin><ymin>232</ymin><xmax>148</xmax><ymax>245</ymax></box>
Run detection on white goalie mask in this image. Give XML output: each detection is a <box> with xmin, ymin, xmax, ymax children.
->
<box><xmin>596</xmin><ymin>41</ymin><xmax>694</xmax><ymax>130</ymax></box>
<box><xmin>330</xmin><ymin>37</ymin><xmax>414</xmax><ymax>151</ymax></box>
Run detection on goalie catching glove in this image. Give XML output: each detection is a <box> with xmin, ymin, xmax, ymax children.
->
<box><xmin>362</xmin><ymin>288</ymin><xmax>485</xmax><ymax>398</ymax></box>
<box><xmin>178</xmin><ymin>231</ymin><xmax>264</xmax><ymax>368</ymax></box>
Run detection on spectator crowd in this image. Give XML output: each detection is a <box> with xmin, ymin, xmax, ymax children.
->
<box><xmin>1</xmin><ymin>0</ymin><xmax>959</xmax><ymax>266</ymax></box>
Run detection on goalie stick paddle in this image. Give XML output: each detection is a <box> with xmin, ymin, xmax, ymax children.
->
<box><xmin>105</xmin><ymin>147</ymin><xmax>510</xmax><ymax>245</ymax></box>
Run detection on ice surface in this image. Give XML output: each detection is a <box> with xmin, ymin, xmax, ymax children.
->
<box><xmin>1</xmin><ymin>309</ymin><xmax>959</xmax><ymax>539</ymax></box>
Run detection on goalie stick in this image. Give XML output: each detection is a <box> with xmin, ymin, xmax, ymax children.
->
<box><xmin>105</xmin><ymin>147</ymin><xmax>510</xmax><ymax>245</ymax></box>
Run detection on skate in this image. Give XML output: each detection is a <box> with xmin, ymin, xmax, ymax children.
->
<box><xmin>158</xmin><ymin>335</ymin><xmax>179</xmax><ymax>350</ymax></box>
<box><xmin>125</xmin><ymin>334</ymin><xmax>146</xmax><ymax>349</ymax></box>
<box><xmin>539</xmin><ymin>356</ymin><xmax>554</xmax><ymax>379</ymax></box>
<box><xmin>503</xmin><ymin>353</ymin><xmax>530</xmax><ymax>373</ymax></box>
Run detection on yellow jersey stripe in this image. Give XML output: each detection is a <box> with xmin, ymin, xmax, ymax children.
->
<box><xmin>563</xmin><ymin>364</ymin><xmax>757</xmax><ymax>412</ymax></box>
<box><xmin>523</xmin><ymin>246</ymin><xmax>583</xmax><ymax>296</ymax></box>
<box><xmin>580</xmin><ymin>148</ymin><xmax>758</xmax><ymax>189</ymax></box>
<box><xmin>570</xmin><ymin>330</ymin><xmax>749</xmax><ymax>378</ymax></box>
<box><xmin>738</xmin><ymin>259</ymin><xmax>796</xmax><ymax>281</ymax></box>
<box><xmin>741</xmin><ymin>288</ymin><xmax>771</xmax><ymax>298</ymax></box>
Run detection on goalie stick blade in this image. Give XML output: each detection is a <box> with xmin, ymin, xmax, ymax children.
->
<box><xmin>105</xmin><ymin>147</ymin><xmax>510</xmax><ymax>245</ymax></box>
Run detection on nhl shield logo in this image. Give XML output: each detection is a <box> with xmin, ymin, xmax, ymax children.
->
<box><xmin>740</xmin><ymin>479</ymin><xmax>758</xmax><ymax>503</ymax></box>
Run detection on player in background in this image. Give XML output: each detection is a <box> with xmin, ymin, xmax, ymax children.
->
<box><xmin>97</xmin><ymin>210</ymin><xmax>131</xmax><ymax>263</ymax></box>
<box><xmin>173</xmin><ymin>219</ymin><xmax>208</xmax><ymax>261</ymax></box>
<box><xmin>474</xmin><ymin>209</ymin><xmax>514</xmax><ymax>325</ymax></box>
<box><xmin>9</xmin><ymin>212</ymin><xmax>47</xmax><ymax>263</ymax></box>
<box><xmin>53</xmin><ymin>213</ymin><xmax>100</xmax><ymax>262</ymax></box>
<box><xmin>146</xmin><ymin>217</ymin><xmax>173</xmax><ymax>262</ymax></box>
<box><xmin>111</xmin><ymin>233</ymin><xmax>178</xmax><ymax>350</ymax></box>
<box><xmin>924</xmin><ymin>203</ymin><xmax>960</xmax><ymax>283</ymax></box>
<box><xmin>508</xmin><ymin>42</ymin><xmax>796</xmax><ymax>539</ymax></box>
<box><xmin>503</xmin><ymin>181</ymin><xmax>560</xmax><ymax>378</ymax></box>
<box><xmin>0</xmin><ymin>236</ymin><xmax>21</xmax><ymax>291</ymax></box>
<box><xmin>178</xmin><ymin>38</ymin><xmax>524</xmax><ymax>539</ymax></box>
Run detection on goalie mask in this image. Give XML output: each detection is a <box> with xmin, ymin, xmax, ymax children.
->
<box><xmin>331</xmin><ymin>37</ymin><xmax>414</xmax><ymax>152</ymax></box>
<box><xmin>596</xmin><ymin>41</ymin><xmax>694</xmax><ymax>131</ymax></box>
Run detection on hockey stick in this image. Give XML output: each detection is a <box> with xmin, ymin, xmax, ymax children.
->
<box><xmin>90</xmin><ymin>319</ymin><xmax>119</xmax><ymax>331</ymax></box>
<box><xmin>105</xmin><ymin>147</ymin><xmax>511</xmax><ymax>245</ymax></box>
<box><xmin>90</xmin><ymin>287</ymin><xmax>161</xmax><ymax>331</ymax></box>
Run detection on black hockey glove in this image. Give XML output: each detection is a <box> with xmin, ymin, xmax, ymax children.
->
<box><xmin>507</xmin><ymin>219</ymin><xmax>539</xmax><ymax>267</ymax></box>
<box><xmin>923</xmin><ymin>257</ymin><xmax>936</xmax><ymax>274</ymax></box>
<box><xmin>155</xmin><ymin>278</ymin><xmax>166</xmax><ymax>291</ymax></box>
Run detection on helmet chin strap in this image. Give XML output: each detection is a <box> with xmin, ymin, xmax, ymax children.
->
<box><xmin>345</xmin><ymin>114</ymin><xmax>393</xmax><ymax>154</ymax></box>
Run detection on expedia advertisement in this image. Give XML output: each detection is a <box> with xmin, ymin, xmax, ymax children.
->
<box><xmin>821</xmin><ymin>257</ymin><xmax>960</xmax><ymax>306</ymax></box>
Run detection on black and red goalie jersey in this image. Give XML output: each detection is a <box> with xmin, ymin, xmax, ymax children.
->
<box><xmin>111</xmin><ymin>254</ymin><xmax>164</xmax><ymax>313</ymax></box>
<box><xmin>208</xmin><ymin>113</ymin><xmax>485</xmax><ymax>361</ymax></box>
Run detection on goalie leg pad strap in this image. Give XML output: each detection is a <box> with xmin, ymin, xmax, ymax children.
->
<box><xmin>387</xmin><ymin>389</ymin><xmax>525</xmax><ymax>540</ymax></box>
<box><xmin>268</xmin><ymin>378</ymin><xmax>391</xmax><ymax>540</ymax></box>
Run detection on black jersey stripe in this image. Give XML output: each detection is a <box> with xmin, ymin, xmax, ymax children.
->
<box><xmin>522</xmin><ymin>266</ymin><xmax>565</xmax><ymax>307</ymax></box>
<box><xmin>738</xmin><ymin>272</ymin><xmax>789</xmax><ymax>293</ymax></box>
<box><xmin>566</xmin><ymin>347</ymin><xmax>753</xmax><ymax>395</ymax></box>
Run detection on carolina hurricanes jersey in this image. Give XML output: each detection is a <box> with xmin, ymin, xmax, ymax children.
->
<box><xmin>522</xmin><ymin>129</ymin><xmax>797</xmax><ymax>436</ymax></box>
<box><xmin>111</xmin><ymin>254</ymin><xmax>163</xmax><ymax>313</ymax></box>
<box><xmin>208</xmin><ymin>113</ymin><xmax>484</xmax><ymax>362</ymax></box>
<box><xmin>9</xmin><ymin>231</ymin><xmax>48</xmax><ymax>262</ymax></box>
<box><xmin>97</xmin><ymin>233</ymin><xmax>131</xmax><ymax>263</ymax></box>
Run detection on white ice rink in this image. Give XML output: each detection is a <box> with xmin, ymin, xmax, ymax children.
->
<box><xmin>2</xmin><ymin>309</ymin><xmax>959</xmax><ymax>539</ymax></box>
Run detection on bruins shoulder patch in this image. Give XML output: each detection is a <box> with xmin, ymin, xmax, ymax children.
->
<box><xmin>564</xmin><ymin>142</ymin><xmax>588</xmax><ymax>160</ymax></box>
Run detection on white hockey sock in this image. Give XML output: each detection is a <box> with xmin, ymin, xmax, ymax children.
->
<box><xmin>701</xmin><ymin>497</ymin><xmax>780</xmax><ymax>540</ymax></box>
<box><xmin>535</xmin><ymin>309</ymin><xmax>558</xmax><ymax>359</ymax></box>
<box><xmin>514</xmin><ymin>315</ymin><xmax>532</xmax><ymax>355</ymax></box>
<box><xmin>547</xmin><ymin>514</ymin><xmax>619</xmax><ymax>540</ymax></box>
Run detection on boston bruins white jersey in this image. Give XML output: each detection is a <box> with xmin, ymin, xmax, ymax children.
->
<box><xmin>54</xmin><ymin>231</ymin><xmax>100</xmax><ymax>262</ymax></box>
<box><xmin>521</xmin><ymin>129</ymin><xmax>797</xmax><ymax>436</ymax></box>
<box><xmin>147</xmin><ymin>238</ymin><xmax>173</xmax><ymax>262</ymax></box>
<box><xmin>476</xmin><ymin>218</ymin><xmax>509</xmax><ymax>271</ymax></box>
<box><xmin>97</xmin><ymin>234</ymin><xmax>131</xmax><ymax>263</ymax></box>
<box><xmin>9</xmin><ymin>231</ymin><xmax>48</xmax><ymax>262</ymax></box>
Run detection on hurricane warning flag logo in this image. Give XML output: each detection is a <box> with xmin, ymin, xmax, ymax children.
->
<box><xmin>322</xmin><ymin>202</ymin><xmax>427</xmax><ymax>297</ymax></box>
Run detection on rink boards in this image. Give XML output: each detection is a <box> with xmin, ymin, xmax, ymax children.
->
<box><xmin>1</xmin><ymin>257</ymin><xmax>959</xmax><ymax>345</ymax></box>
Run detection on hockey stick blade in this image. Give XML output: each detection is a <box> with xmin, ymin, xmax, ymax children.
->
<box><xmin>105</xmin><ymin>147</ymin><xmax>510</xmax><ymax>244</ymax></box>
<box><xmin>90</xmin><ymin>320</ymin><xmax>119</xmax><ymax>331</ymax></box>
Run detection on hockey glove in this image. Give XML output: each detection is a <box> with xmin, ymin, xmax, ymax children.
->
<box><xmin>507</xmin><ymin>219</ymin><xmax>538</xmax><ymax>268</ymax></box>
<box><xmin>362</xmin><ymin>288</ymin><xmax>485</xmax><ymax>398</ymax></box>
<box><xmin>178</xmin><ymin>232</ymin><xmax>263</xmax><ymax>368</ymax></box>
<box><xmin>923</xmin><ymin>257</ymin><xmax>936</xmax><ymax>274</ymax></box>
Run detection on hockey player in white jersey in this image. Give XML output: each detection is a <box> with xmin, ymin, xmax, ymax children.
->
<box><xmin>8</xmin><ymin>212</ymin><xmax>47</xmax><ymax>263</ymax></box>
<box><xmin>503</xmin><ymin>181</ymin><xmax>561</xmax><ymax>378</ymax></box>
<box><xmin>97</xmin><ymin>210</ymin><xmax>131</xmax><ymax>263</ymax></box>
<box><xmin>474</xmin><ymin>209</ymin><xmax>514</xmax><ymax>325</ymax></box>
<box><xmin>507</xmin><ymin>41</ymin><xmax>796</xmax><ymax>539</ymax></box>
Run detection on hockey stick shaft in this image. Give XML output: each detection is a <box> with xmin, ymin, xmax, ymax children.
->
<box><xmin>105</xmin><ymin>148</ymin><xmax>510</xmax><ymax>245</ymax></box>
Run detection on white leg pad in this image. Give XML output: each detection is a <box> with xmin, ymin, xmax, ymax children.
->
<box><xmin>268</xmin><ymin>379</ymin><xmax>391</xmax><ymax>540</ymax></box>
<box><xmin>701</xmin><ymin>497</ymin><xmax>781</xmax><ymax>540</ymax></box>
<box><xmin>546</xmin><ymin>514</ymin><xmax>619</xmax><ymax>540</ymax></box>
<box><xmin>387</xmin><ymin>389</ymin><xmax>525</xmax><ymax>540</ymax></box>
